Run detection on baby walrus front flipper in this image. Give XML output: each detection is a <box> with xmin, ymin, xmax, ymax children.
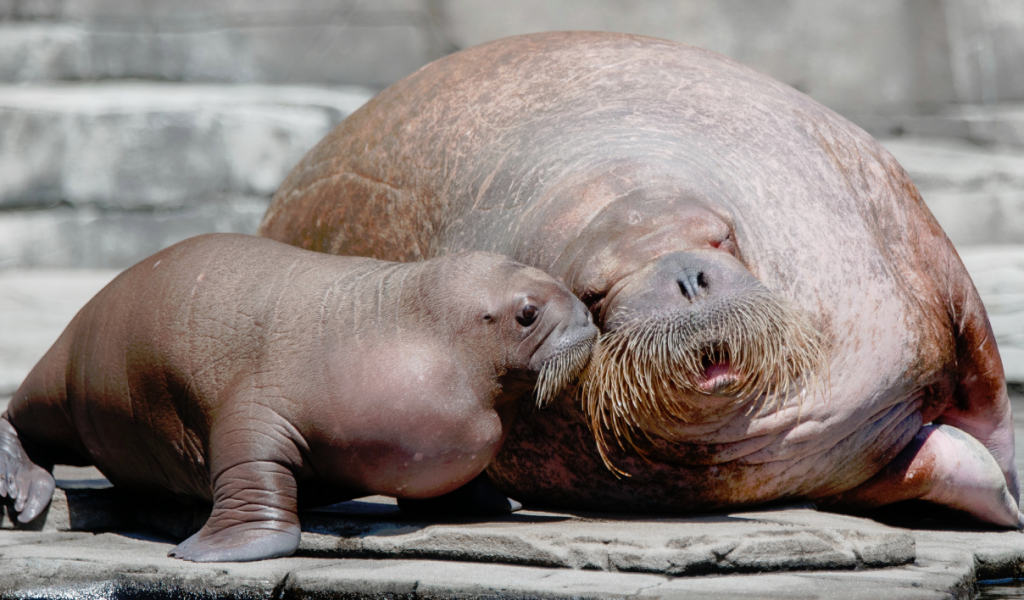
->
<box><xmin>1</xmin><ymin>233</ymin><xmax>597</xmax><ymax>562</ymax></box>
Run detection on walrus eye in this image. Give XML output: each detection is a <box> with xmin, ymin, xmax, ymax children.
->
<box><xmin>516</xmin><ymin>305</ymin><xmax>539</xmax><ymax>327</ymax></box>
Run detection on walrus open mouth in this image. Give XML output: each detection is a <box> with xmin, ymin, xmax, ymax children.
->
<box><xmin>698</xmin><ymin>354</ymin><xmax>740</xmax><ymax>394</ymax></box>
<box><xmin>534</xmin><ymin>335</ymin><xmax>598</xmax><ymax>408</ymax></box>
<box><xmin>580</xmin><ymin>290</ymin><xmax>827</xmax><ymax>476</ymax></box>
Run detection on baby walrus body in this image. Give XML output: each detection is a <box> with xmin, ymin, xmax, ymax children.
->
<box><xmin>0</xmin><ymin>233</ymin><xmax>597</xmax><ymax>562</ymax></box>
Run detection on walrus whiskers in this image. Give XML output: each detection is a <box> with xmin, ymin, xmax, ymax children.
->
<box><xmin>581</xmin><ymin>290</ymin><xmax>827</xmax><ymax>475</ymax></box>
<box><xmin>535</xmin><ymin>336</ymin><xmax>597</xmax><ymax>408</ymax></box>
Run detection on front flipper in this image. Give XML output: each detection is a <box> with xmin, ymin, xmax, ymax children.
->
<box><xmin>167</xmin><ymin>459</ymin><xmax>301</xmax><ymax>562</ymax></box>
<box><xmin>397</xmin><ymin>472</ymin><xmax>523</xmax><ymax>516</ymax></box>
<box><xmin>168</xmin><ymin>400</ymin><xmax>307</xmax><ymax>562</ymax></box>
<box><xmin>824</xmin><ymin>424</ymin><xmax>1023</xmax><ymax>529</ymax></box>
<box><xmin>0</xmin><ymin>415</ymin><xmax>55</xmax><ymax>524</ymax></box>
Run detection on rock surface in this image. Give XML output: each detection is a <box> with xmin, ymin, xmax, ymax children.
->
<box><xmin>1</xmin><ymin>489</ymin><xmax>917</xmax><ymax>576</ymax></box>
<box><xmin>0</xmin><ymin>494</ymin><xmax>1002</xmax><ymax>600</ymax></box>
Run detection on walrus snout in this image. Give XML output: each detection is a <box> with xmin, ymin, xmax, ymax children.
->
<box><xmin>582</xmin><ymin>249</ymin><xmax>827</xmax><ymax>470</ymax></box>
<box><xmin>530</xmin><ymin>298</ymin><xmax>596</xmax><ymax>367</ymax></box>
<box><xmin>603</xmin><ymin>250</ymin><xmax>760</xmax><ymax>330</ymax></box>
<box><xmin>531</xmin><ymin>297</ymin><xmax>599</xmax><ymax>407</ymax></box>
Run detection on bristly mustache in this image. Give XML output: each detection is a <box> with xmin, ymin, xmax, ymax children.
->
<box><xmin>580</xmin><ymin>287</ymin><xmax>828</xmax><ymax>477</ymax></box>
<box><xmin>535</xmin><ymin>335</ymin><xmax>597</xmax><ymax>409</ymax></box>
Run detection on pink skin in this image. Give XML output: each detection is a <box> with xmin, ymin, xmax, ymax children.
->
<box><xmin>1</xmin><ymin>234</ymin><xmax>597</xmax><ymax>561</ymax></box>
<box><xmin>256</xmin><ymin>32</ymin><xmax>1018</xmax><ymax>527</ymax></box>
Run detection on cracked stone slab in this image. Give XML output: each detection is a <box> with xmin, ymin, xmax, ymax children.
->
<box><xmin>297</xmin><ymin>502</ymin><xmax>914</xmax><ymax>576</ymax></box>
<box><xmin>0</xmin><ymin>529</ymin><xmax>970</xmax><ymax>600</ymax></box>
<box><xmin>0</xmin><ymin>532</ymin><xmax>311</xmax><ymax>598</ymax></box>
<box><xmin>3</xmin><ymin>485</ymin><xmax>914</xmax><ymax>576</ymax></box>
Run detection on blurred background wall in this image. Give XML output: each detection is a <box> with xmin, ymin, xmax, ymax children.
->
<box><xmin>0</xmin><ymin>0</ymin><xmax>1021</xmax><ymax>387</ymax></box>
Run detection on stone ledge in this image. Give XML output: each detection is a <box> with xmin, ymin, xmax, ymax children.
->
<box><xmin>0</xmin><ymin>83</ymin><xmax>373</xmax><ymax>209</ymax></box>
<box><xmin>0</xmin><ymin>197</ymin><xmax>269</xmax><ymax>270</ymax></box>
<box><xmin>1</xmin><ymin>487</ymin><xmax>916</xmax><ymax>577</ymax></box>
<box><xmin>0</xmin><ymin>513</ymin><xmax>988</xmax><ymax>600</ymax></box>
<box><xmin>0</xmin><ymin>1</ymin><xmax>440</xmax><ymax>86</ymax></box>
<box><xmin>0</xmin><ymin>497</ymin><xmax>988</xmax><ymax>600</ymax></box>
<box><xmin>860</xmin><ymin>106</ymin><xmax>1024</xmax><ymax>150</ymax></box>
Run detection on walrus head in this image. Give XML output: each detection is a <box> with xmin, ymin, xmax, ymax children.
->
<box><xmin>551</xmin><ymin>183</ymin><xmax>828</xmax><ymax>472</ymax></box>
<box><xmin>423</xmin><ymin>252</ymin><xmax>599</xmax><ymax>409</ymax></box>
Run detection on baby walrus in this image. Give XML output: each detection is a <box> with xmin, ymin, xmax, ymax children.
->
<box><xmin>0</xmin><ymin>233</ymin><xmax>597</xmax><ymax>562</ymax></box>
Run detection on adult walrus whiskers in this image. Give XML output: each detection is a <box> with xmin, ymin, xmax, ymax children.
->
<box><xmin>581</xmin><ymin>290</ymin><xmax>827</xmax><ymax>476</ymax></box>
<box><xmin>535</xmin><ymin>336</ymin><xmax>597</xmax><ymax>408</ymax></box>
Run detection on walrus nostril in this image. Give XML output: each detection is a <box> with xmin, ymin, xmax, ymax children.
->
<box><xmin>677</xmin><ymin>269</ymin><xmax>708</xmax><ymax>301</ymax></box>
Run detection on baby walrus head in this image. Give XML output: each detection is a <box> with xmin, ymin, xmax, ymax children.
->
<box><xmin>580</xmin><ymin>249</ymin><xmax>827</xmax><ymax>471</ymax></box>
<box><xmin>418</xmin><ymin>252</ymin><xmax>599</xmax><ymax>408</ymax></box>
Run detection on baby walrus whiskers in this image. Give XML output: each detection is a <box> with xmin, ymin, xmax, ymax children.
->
<box><xmin>580</xmin><ymin>288</ymin><xmax>827</xmax><ymax>476</ymax></box>
<box><xmin>535</xmin><ymin>334</ymin><xmax>598</xmax><ymax>408</ymax></box>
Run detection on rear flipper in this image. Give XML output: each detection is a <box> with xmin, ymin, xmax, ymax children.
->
<box><xmin>397</xmin><ymin>472</ymin><xmax>523</xmax><ymax>516</ymax></box>
<box><xmin>823</xmin><ymin>424</ymin><xmax>1023</xmax><ymax>529</ymax></box>
<box><xmin>0</xmin><ymin>414</ymin><xmax>55</xmax><ymax>523</ymax></box>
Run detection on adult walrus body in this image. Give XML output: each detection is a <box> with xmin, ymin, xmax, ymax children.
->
<box><xmin>259</xmin><ymin>32</ymin><xmax>1021</xmax><ymax>526</ymax></box>
<box><xmin>0</xmin><ymin>233</ymin><xmax>597</xmax><ymax>561</ymax></box>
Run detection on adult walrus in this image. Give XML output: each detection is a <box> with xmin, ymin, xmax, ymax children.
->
<box><xmin>0</xmin><ymin>233</ymin><xmax>597</xmax><ymax>561</ymax></box>
<box><xmin>258</xmin><ymin>32</ymin><xmax>1021</xmax><ymax>527</ymax></box>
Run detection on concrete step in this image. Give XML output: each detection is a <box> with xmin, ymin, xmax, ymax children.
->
<box><xmin>0</xmin><ymin>82</ymin><xmax>372</xmax><ymax>268</ymax></box>
<box><xmin>859</xmin><ymin>104</ymin><xmax>1024</xmax><ymax>150</ymax></box>
<box><xmin>0</xmin><ymin>82</ymin><xmax>373</xmax><ymax>210</ymax></box>
<box><xmin>0</xmin><ymin>198</ymin><xmax>269</xmax><ymax>269</ymax></box>
<box><xmin>0</xmin><ymin>0</ymin><xmax>443</xmax><ymax>86</ymax></box>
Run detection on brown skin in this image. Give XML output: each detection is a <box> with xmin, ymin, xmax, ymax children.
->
<box><xmin>0</xmin><ymin>234</ymin><xmax>597</xmax><ymax>561</ymax></box>
<box><xmin>258</xmin><ymin>32</ymin><xmax>1019</xmax><ymax>527</ymax></box>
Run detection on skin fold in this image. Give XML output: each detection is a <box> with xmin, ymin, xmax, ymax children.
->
<box><xmin>257</xmin><ymin>32</ymin><xmax>1019</xmax><ymax>528</ymax></box>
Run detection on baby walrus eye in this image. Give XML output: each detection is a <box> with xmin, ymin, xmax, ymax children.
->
<box><xmin>516</xmin><ymin>304</ymin><xmax>539</xmax><ymax>327</ymax></box>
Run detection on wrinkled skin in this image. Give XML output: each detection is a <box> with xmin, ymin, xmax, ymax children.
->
<box><xmin>259</xmin><ymin>32</ymin><xmax>1019</xmax><ymax>526</ymax></box>
<box><xmin>1</xmin><ymin>234</ymin><xmax>597</xmax><ymax>561</ymax></box>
